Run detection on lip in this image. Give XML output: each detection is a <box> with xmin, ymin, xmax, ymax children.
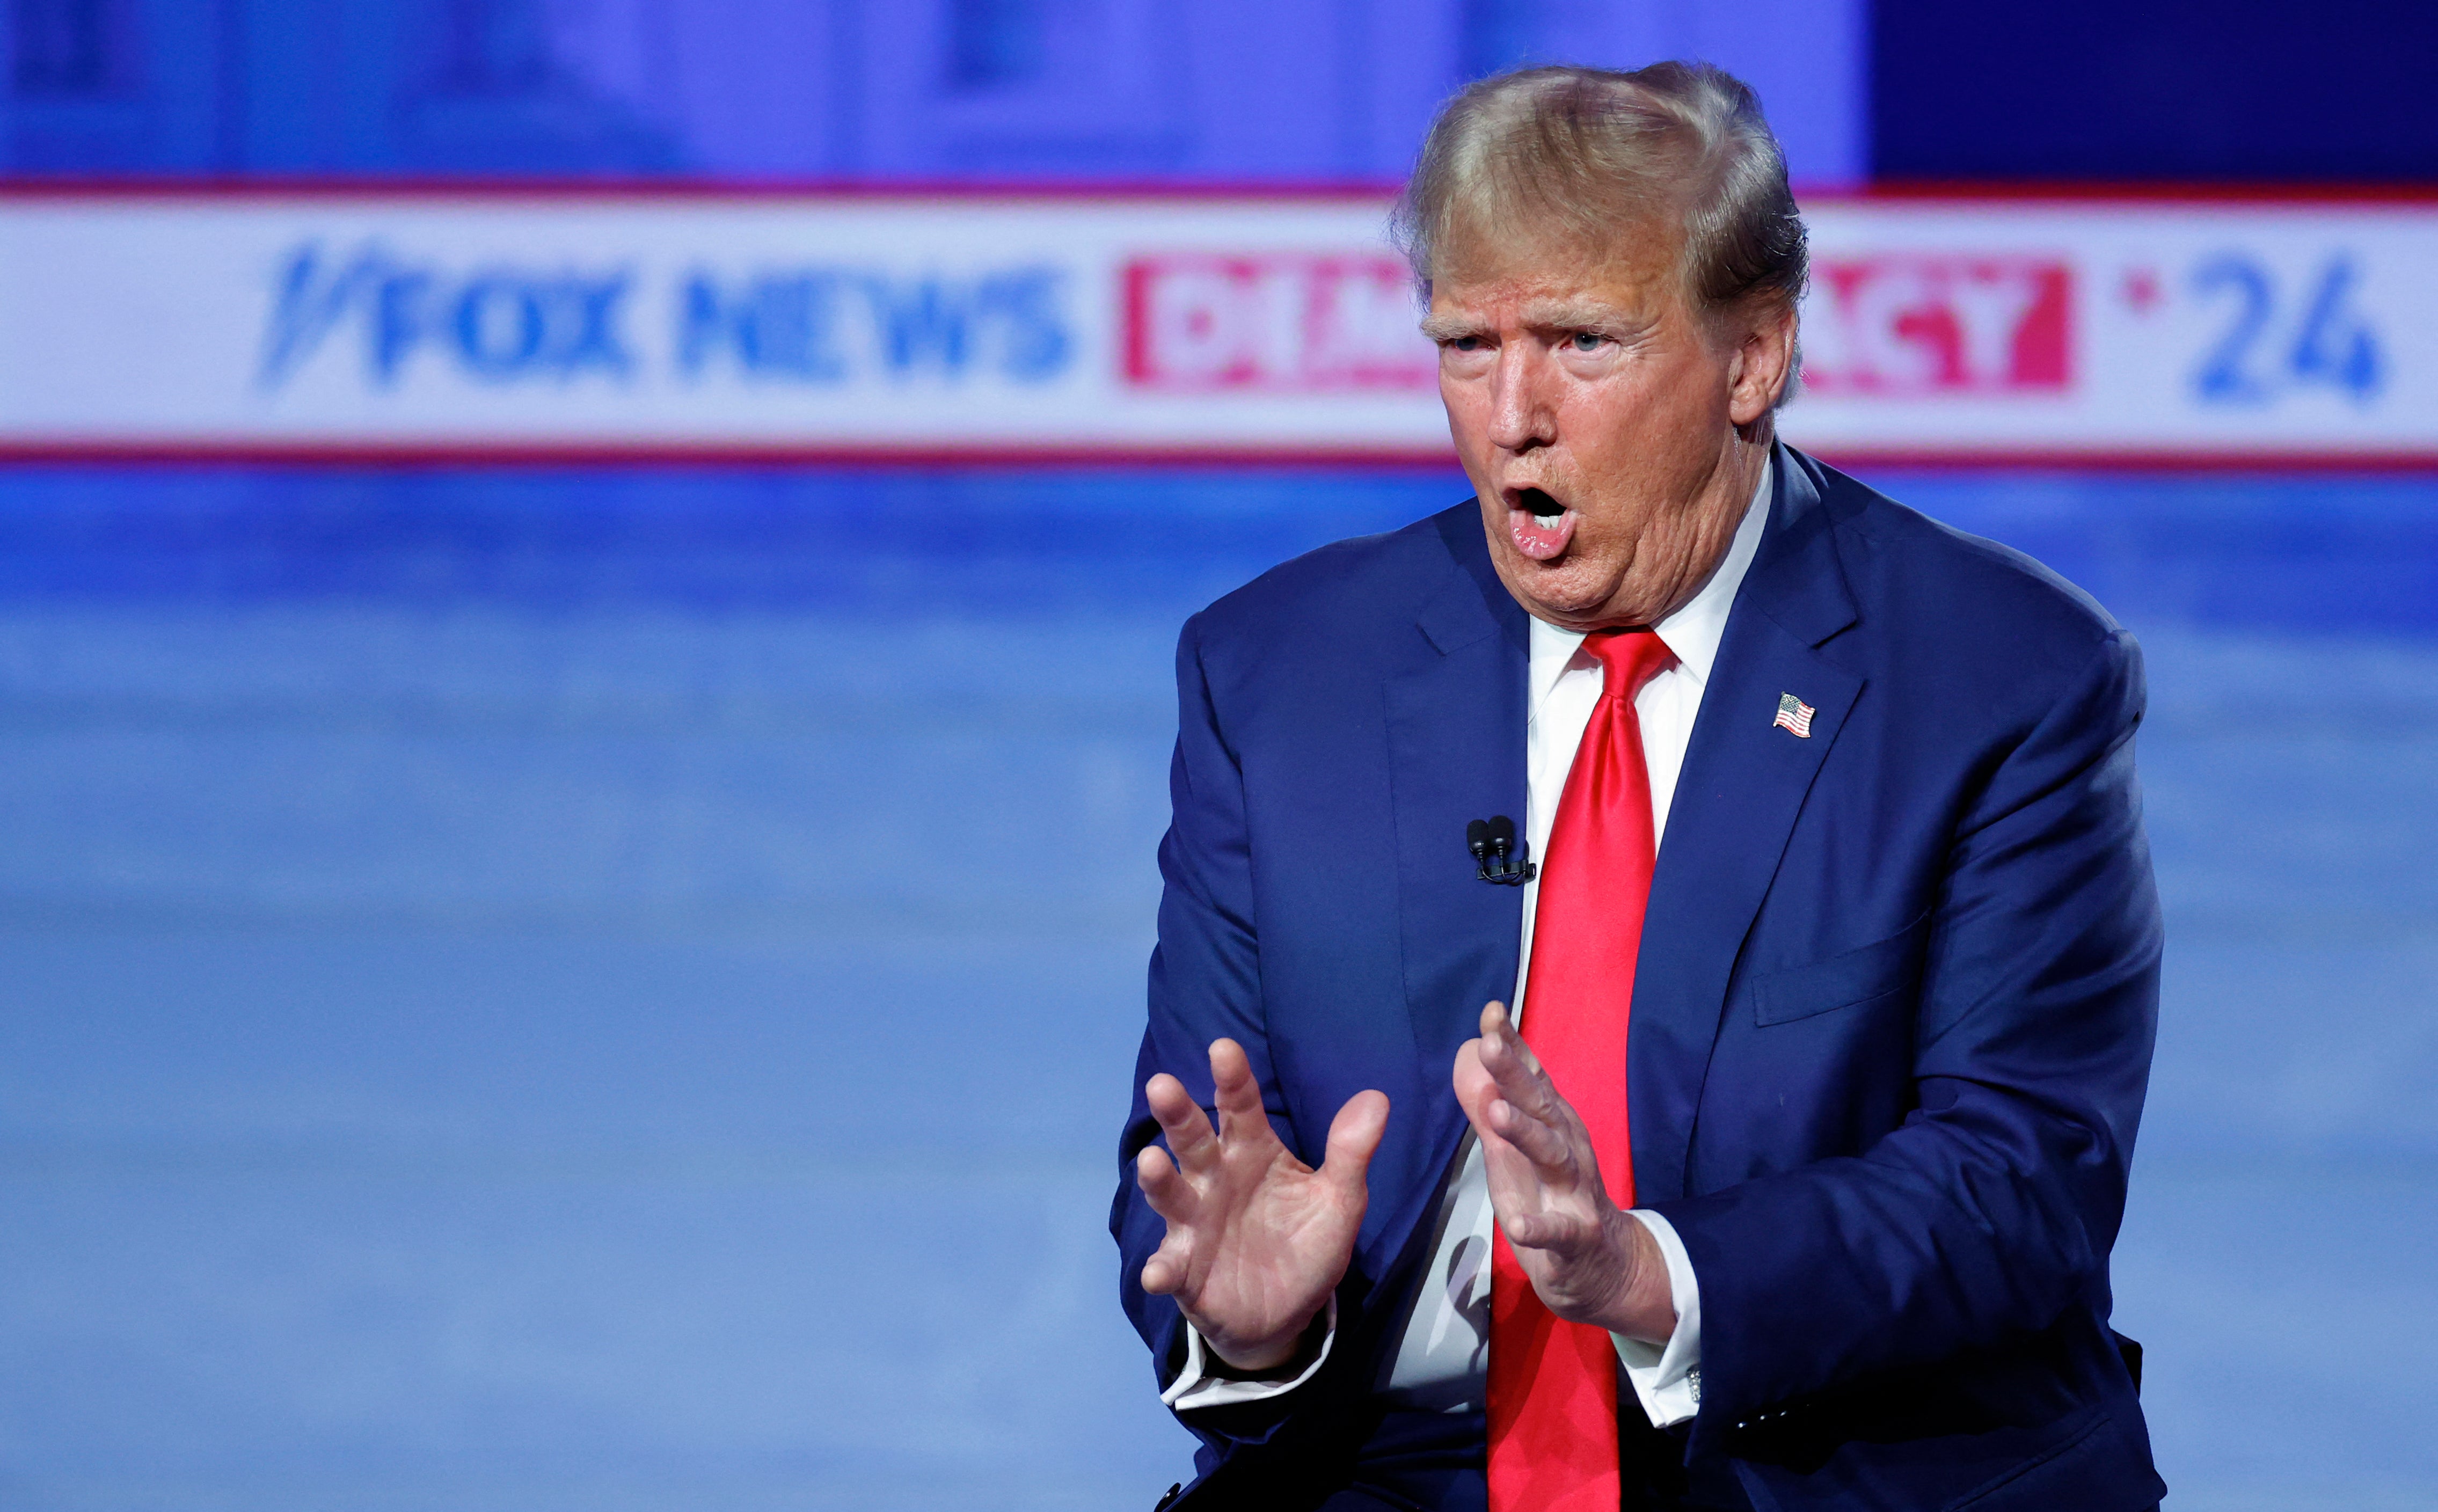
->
<box><xmin>1506</xmin><ymin>486</ymin><xmax>1575</xmax><ymax>560</ymax></box>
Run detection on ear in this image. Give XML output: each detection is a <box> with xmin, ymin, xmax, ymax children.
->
<box><xmin>1726</xmin><ymin>300</ymin><xmax>1799</xmax><ymax>426</ymax></box>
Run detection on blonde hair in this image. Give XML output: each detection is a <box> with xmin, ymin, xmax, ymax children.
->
<box><xmin>1392</xmin><ymin>62</ymin><xmax>1808</xmax><ymax>319</ymax></box>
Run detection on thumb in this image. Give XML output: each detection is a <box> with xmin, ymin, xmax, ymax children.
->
<box><xmin>1320</xmin><ymin>1090</ymin><xmax>1390</xmax><ymax>1200</ymax></box>
<box><xmin>1451</xmin><ymin>1038</ymin><xmax>1493</xmax><ymax>1122</ymax></box>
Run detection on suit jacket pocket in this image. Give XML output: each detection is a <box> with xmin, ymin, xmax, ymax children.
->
<box><xmin>1752</xmin><ymin>911</ymin><xmax>1932</xmax><ymax>1027</ymax></box>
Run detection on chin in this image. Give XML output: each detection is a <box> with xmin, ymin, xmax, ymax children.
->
<box><xmin>1502</xmin><ymin>557</ymin><xmax>1617</xmax><ymax>624</ymax></box>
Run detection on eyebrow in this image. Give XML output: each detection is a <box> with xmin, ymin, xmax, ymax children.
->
<box><xmin>1418</xmin><ymin>312</ymin><xmax>1487</xmax><ymax>342</ymax></box>
<box><xmin>1419</xmin><ymin>300</ymin><xmax>1641</xmax><ymax>343</ymax></box>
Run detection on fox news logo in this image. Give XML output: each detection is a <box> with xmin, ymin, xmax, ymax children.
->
<box><xmin>256</xmin><ymin>242</ymin><xmax>1073</xmax><ymax>390</ymax></box>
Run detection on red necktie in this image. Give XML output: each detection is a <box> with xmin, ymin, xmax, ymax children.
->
<box><xmin>1488</xmin><ymin>628</ymin><xmax>1675</xmax><ymax>1512</ymax></box>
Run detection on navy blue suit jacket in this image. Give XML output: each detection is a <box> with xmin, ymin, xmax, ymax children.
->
<box><xmin>1114</xmin><ymin>447</ymin><xmax>2165</xmax><ymax>1510</ymax></box>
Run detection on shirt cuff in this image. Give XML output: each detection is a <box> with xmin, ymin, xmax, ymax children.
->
<box><xmin>1160</xmin><ymin>1298</ymin><xmax>1337</xmax><ymax>1411</ymax></box>
<box><xmin>1612</xmin><ymin>1208</ymin><xmax>1702</xmax><ymax>1427</ymax></box>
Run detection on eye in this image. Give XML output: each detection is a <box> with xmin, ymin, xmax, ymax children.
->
<box><xmin>1446</xmin><ymin>335</ymin><xmax>1485</xmax><ymax>352</ymax></box>
<box><xmin>1568</xmin><ymin>331</ymin><xmax>1609</xmax><ymax>352</ymax></box>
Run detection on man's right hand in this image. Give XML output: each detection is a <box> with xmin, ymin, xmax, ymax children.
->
<box><xmin>1135</xmin><ymin>1038</ymin><xmax>1390</xmax><ymax>1374</ymax></box>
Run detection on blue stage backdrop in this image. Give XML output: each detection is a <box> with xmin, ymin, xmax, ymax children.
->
<box><xmin>0</xmin><ymin>0</ymin><xmax>1864</xmax><ymax>184</ymax></box>
<box><xmin>2</xmin><ymin>462</ymin><xmax>2433</xmax><ymax>1512</ymax></box>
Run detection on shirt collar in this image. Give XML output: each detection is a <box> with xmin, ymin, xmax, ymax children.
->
<box><xmin>1528</xmin><ymin>454</ymin><xmax>1773</xmax><ymax>712</ymax></box>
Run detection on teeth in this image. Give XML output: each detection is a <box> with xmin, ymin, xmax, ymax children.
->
<box><xmin>1519</xmin><ymin>488</ymin><xmax>1564</xmax><ymax>521</ymax></box>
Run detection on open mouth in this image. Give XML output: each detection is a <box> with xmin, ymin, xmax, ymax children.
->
<box><xmin>1506</xmin><ymin>486</ymin><xmax>1575</xmax><ymax>561</ymax></box>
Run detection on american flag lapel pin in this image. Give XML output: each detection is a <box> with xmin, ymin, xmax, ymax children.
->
<box><xmin>1772</xmin><ymin>692</ymin><xmax>1816</xmax><ymax>738</ymax></box>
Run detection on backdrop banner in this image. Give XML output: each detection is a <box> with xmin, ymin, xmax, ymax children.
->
<box><xmin>2</xmin><ymin>189</ymin><xmax>2430</xmax><ymax>463</ymax></box>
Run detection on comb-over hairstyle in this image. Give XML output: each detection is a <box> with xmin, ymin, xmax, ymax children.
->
<box><xmin>1392</xmin><ymin>62</ymin><xmax>1808</xmax><ymax>319</ymax></box>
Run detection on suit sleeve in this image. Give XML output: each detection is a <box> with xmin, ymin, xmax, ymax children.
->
<box><xmin>1110</xmin><ymin>612</ymin><xmax>1312</xmax><ymax>1453</ymax></box>
<box><xmin>1652</xmin><ymin>628</ymin><xmax>2162</xmax><ymax>1444</ymax></box>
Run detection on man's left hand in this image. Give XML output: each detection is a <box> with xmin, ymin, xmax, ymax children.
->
<box><xmin>1453</xmin><ymin>1000</ymin><xmax>1677</xmax><ymax>1343</ymax></box>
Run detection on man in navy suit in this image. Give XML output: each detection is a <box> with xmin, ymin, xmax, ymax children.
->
<box><xmin>1114</xmin><ymin>62</ymin><xmax>2163</xmax><ymax>1511</ymax></box>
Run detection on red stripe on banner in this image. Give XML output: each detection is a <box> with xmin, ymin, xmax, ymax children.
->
<box><xmin>0</xmin><ymin>439</ymin><xmax>1463</xmax><ymax>470</ymax></box>
<box><xmin>1</xmin><ymin>440</ymin><xmax>2433</xmax><ymax>473</ymax></box>
<box><xmin>1842</xmin><ymin>180</ymin><xmax>2438</xmax><ymax>208</ymax></box>
<box><xmin>0</xmin><ymin>178</ymin><xmax>1408</xmax><ymax>206</ymax></box>
<box><xmin>4</xmin><ymin>179</ymin><xmax>2434</xmax><ymax>210</ymax></box>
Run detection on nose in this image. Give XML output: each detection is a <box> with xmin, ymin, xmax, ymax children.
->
<box><xmin>1485</xmin><ymin>341</ymin><xmax>1556</xmax><ymax>454</ymax></box>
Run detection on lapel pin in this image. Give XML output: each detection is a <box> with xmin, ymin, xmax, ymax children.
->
<box><xmin>1772</xmin><ymin>692</ymin><xmax>1816</xmax><ymax>739</ymax></box>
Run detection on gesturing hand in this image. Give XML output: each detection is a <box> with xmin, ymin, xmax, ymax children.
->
<box><xmin>1453</xmin><ymin>1002</ymin><xmax>1675</xmax><ymax>1343</ymax></box>
<box><xmin>1136</xmin><ymin>1039</ymin><xmax>1390</xmax><ymax>1373</ymax></box>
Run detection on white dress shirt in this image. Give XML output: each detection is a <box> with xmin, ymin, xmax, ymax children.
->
<box><xmin>1165</xmin><ymin>462</ymin><xmax>1773</xmax><ymax>1428</ymax></box>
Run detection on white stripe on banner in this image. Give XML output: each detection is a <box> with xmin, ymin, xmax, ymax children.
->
<box><xmin>1</xmin><ymin>190</ymin><xmax>2432</xmax><ymax>463</ymax></box>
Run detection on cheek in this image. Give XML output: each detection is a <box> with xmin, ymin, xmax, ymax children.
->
<box><xmin>1440</xmin><ymin>370</ymin><xmax>1486</xmax><ymax>427</ymax></box>
<box><xmin>1568</xmin><ymin>365</ymin><xmax>1718</xmax><ymax>470</ymax></box>
<box><xmin>1562</xmin><ymin>379</ymin><xmax>1668</xmax><ymax>468</ymax></box>
<box><xmin>1441</xmin><ymin>381</ymin><xmax>1502</xmax><ymax>470</ymax></box>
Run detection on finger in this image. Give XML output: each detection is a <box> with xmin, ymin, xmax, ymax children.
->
<box><xmin>1452</xmin><ymin>1038</ymin><xmax>1495</xmax><ymax>1125</ymax></box>
<box><xmin>1140</xmin><ymin>1232</ymin><xmax>1191</xmax><ymax>1295</ymax></box>
<box><xmin>1479</xmin><ymin>1017</ymin><xmax>1567</xmax><ymax>1125</ymax></box>
<box><xmin>1320</xmin><ymin>1090</ymin><xmax>1390</xmax><ymax>1202</ymax></box>
<box><xmin>1479</xmin><ymin>1001</ymin><xmax>1542</xmax><ymax>1078</ymax></box>
<box><xmin>1476</xmin><ymin>1006</ymin><xmax>1541</xmax><ymax>1088</ymax></box>
<box><xmin>1208</xmin><ymin>1039</ymin><xmax>1281</xmax><ymax>1153</ymax></box>
<box><xmin>1487</xmin><ymin>1094</ymin><xmax>1576</xmax><ymax>1179</ymax></box>
<box><xmin>1135</xmin><ymin>1145</ymin><xmax>1199</xmax><ymax>1225</ymax></box>
<box><xmin>1502</xmin><ymin>1207</ymin><xmax>1600</xmax><ymax>1257</ymax></box>
<box><xmin>1476</xmin><ymin>1121</ymin><xmax>1545</xmax><ymax>1221</ymax></box>
<box><xmin>1460</xmin><ymin>1041</ymin><xmax>1546</xmax><ymax>1183</ymax></box>
<box><xmin>1146</xmin><ymin>1072</ymin><xmax>1222</xmax><ymax>1172</ymax></box>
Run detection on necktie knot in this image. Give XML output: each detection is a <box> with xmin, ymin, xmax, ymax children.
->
<box><xmin>1583</xmin><ymin>628</ymin><xmax>1674</xmax><ymax>705</ymax></box>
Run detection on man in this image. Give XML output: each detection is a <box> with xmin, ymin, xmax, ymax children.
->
<box><xmin>1114</xmin><ymin>62</ymin><xmax>2163</xmax><ymax>1512</ymax></box>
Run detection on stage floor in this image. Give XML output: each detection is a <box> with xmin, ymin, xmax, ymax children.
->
<box><xmin>2</xmin><ymin>465</ymin><xmax>2432</xmax><ymax>1510</ymax></box>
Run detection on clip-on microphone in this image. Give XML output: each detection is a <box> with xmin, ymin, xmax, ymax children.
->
<box><xmin>1466</xmin><ymin>815</ymin><xmax>1535</xmax><ymax>885</ymax></box>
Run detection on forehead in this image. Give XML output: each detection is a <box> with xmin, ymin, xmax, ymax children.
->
<box><xmin>1427</xmin><ymin>251</ymin><xmax>1678</xmax><ymax>324</ymax></box>
<box><xmin>1426</xmin><ymin>214</ymin><xmax>1683</xmax><ymax>320</ymax></box>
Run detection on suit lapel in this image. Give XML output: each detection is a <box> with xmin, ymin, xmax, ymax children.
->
<box><xmin>1631</xmin><ymin>448</ymin><xmax>1865</xmax><ymax>1203</ymax></box>
<box><xmin>1371</xmin><ymin>508</ymin><xmax>1530</xmax><ymax>1264</ymax></box>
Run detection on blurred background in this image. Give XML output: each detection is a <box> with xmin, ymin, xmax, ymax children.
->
<box><xmin>2</xmin><ymin>2</ymin><xmax>2434</xmax><ymax>1509</ymax></box>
